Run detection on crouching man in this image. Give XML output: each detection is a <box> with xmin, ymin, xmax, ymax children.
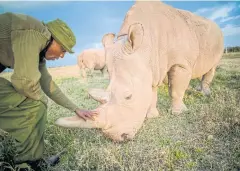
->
<box><xmin>0</xmin><ymin>12</ymin><xmax>98</xmax><ymax>170</ymax></box>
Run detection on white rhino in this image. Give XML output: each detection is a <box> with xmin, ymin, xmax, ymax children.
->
<box><xmin>55</xmin><ymin>1</ymin><xmax>224</xmax><ymax>142</ymax></box>
<box><xmin>77</xmin><ymin>48</ymin><xmax>107</xmax><ymax>78</ymax></box>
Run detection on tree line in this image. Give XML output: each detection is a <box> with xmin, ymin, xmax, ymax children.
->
<box><xmin>224</xmin><ymin>46</ymin><xmax>240</xmax><ymax>53</ymax></box>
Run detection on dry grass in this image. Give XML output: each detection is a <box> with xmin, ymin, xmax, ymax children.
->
<box><xmin>0</xmin><ymin>53</ymin><xmax>239</xmax><ymax>171</ymax></box>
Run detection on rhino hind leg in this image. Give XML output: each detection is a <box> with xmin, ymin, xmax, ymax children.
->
<box><xmin>168</xmin><ymin>65</ymin><xmax>191</xmax><ymax>114</ymax></box>
<box><xmin>87</xmin><ymin>68</ymin><xmax>94</xmax><ymax>77</ymax></box>
<box><xmin>197</xmin><ymin>67</ymin><xmax>216</xmax><ymax>96</ymax></box>
<box><xmin>146</xmin><ymin>87</ymin><xmax>160</xmax><ymax>118</ymax></box>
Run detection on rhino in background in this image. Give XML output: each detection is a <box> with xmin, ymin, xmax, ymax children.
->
<box><xmin>77</xmin><ymin>48</ymin><xmax>108</xmax><ymax>78</ymax></box>
<box><xmin>56</xmin><ymin>1</ymin><xmax>224</xmax><ymax>142</ymax></box>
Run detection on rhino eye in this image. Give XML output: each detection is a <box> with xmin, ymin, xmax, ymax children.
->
<box><xmin>124</xmin><ymin>90</ymin><xmax>132</xmax><ymax>100</ymax></box>
<box><xmin>125</xmin><ymin>94</ymin><xmax>132</xmax><ymax>100</ymax></box>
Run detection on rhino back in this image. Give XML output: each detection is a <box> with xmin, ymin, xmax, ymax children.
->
<box><xmin>117</xmin><ymin>1</ymin><xmax>223</xmax><ymax>85</ymax></box>
<box><xmin>117</xmin><ymin>2</ymin><xmax>199</xmax><ymax>86</ymax></box>
<box><xmin>176</xmin><ymin>9</ymin><xmax>224</xmax><ymax>78</ymax></box>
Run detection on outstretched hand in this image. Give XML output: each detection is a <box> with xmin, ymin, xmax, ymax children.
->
<box><xmin>75</xmin><ymin>108</ymin><xmax>99</xmax><ymax>121</ymax></box>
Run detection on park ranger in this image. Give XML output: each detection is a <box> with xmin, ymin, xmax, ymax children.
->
<box><xmin>0</xmin><ymin>12</ymin><xmax>98</xmax><ymax>170</ymax></box>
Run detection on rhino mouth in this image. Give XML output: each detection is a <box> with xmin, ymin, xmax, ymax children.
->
<box><xmin>55</xmin><ymin>84</ymin><xmax>150</xmax><ymax>142</ymax></box>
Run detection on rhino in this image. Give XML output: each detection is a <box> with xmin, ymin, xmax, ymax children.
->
<box><xmin>77</xmin><ymin>48</ymin><xmax>108</xmax><ymax>78</ymax></box>
<box><xmin>55</xmin><ymin>1</ymin><xmax>224</xmax><ymax>142</ymax></box>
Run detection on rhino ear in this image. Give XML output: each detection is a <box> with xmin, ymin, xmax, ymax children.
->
<box><xmin>102</xmin><ymin>33</ymin><xmax>115</xmax><ymax>47</ymax></box>
<box><xmin>126</xmin><ymin>23</ymin><xmax>144</xmax><ymax>53</ymax></box>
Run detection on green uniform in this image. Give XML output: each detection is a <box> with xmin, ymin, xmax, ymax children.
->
<box><xmin>0</xmin><ymin>12</ymin><xmax>78</xmax><ymax>164</ymax></box>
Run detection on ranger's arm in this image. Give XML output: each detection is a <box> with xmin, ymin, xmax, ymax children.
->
<box><xmin>39</xmin><ymin>59</ymin><xmax>78</xmax><ymax>112</ymax></box>
<box><xmin>11</xmin><ymin>29</ymin><xmax>49</xmax><ymax>106</ymax></box>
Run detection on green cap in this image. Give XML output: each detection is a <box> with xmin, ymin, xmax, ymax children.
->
<box><xmin>44</xmin><ymin>19</ymin><xmax>76</xmax><ymax>54</ymax></box>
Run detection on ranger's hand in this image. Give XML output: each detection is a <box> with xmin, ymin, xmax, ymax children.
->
<box><xmin>75</xmin><ymin>108</ymin><xmax>99</xmax><ymax>121</ymax></box>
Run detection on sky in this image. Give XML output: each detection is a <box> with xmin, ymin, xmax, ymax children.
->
<box><xmin>0</xmin><ymin>0</ymin><xmax>239</xmax><ymax>68</ymax></box>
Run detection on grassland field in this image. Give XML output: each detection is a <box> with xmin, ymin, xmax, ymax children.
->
<box><xmin>0</xmin><ymin>52</ymin><xmax>239</xmax><ymax>171</ymax></box>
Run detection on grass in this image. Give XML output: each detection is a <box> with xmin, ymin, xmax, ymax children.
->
<box><xmin>0</xmin><ymin>53</ymin><xmax>239</xmax><ymax>171</ymax></box>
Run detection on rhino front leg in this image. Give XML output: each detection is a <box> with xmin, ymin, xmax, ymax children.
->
<box><xmin>89</xmin><ymin>68</ymin><xmax>94</xmax><ymax>77</ymax></box>
<box><xmin>80</xmin><ymin>68</ymin><xmax>87</xmax><ymax>79</ymax></box>
<box><xmin>197</xmin><ymin>67</ymin><xmax>216</xmax><ymax>96</ymax></box>
<box><xmin>146</xmin><ymin>87</ymin><xmax>160</xmax><ymax>118</ymax></box>
<box><xmin>100</xmin><ymin>65</ymin><xmax>108</xmax><ymax>78</ymax></box>
<box><xmin>163</xmin><ymin>75</ymin><xmax>169</xmax><ymax>85</ymax></box>
<box><xmin>168</xmin><ymin>65</ymin><xmax>191</xmax><ymax>114</ymax></box>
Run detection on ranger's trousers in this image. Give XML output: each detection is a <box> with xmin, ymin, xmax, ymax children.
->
<box><xmin>0</xmin><ymin>77</ymin><xmax>47</xmax><ymax>164</ymax></box>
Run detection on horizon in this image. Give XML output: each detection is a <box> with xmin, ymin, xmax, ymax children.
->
<box><xmin>0</xmin><ymin>1</ymin><xmax>239</xmax><ymax>69</ymax></box>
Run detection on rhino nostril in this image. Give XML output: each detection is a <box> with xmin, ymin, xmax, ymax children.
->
<box><xmin>121</xmin><ymin>133</ymin><xmax>129</xmax><ymax>140</ymax></box>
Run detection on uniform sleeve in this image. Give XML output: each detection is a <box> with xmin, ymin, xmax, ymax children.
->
<box><xmin>11</xmin><ymin>30</ymin><xmax>49</xmax><ymax>106</ymax></box>
<box><xmin>39</xmin><ymin>60</ymin><xmax>79</xmax><ymax>112</ymax></box>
